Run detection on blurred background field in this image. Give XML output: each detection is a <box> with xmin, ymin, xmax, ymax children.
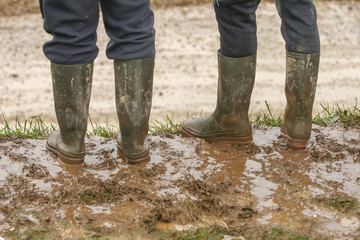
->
<box><xmin>0</xmin><ymin>0</ymin><xmax>352</xmax><ymax>16</ymax></box>
<box><xmin>0</xmin><ymin>0</ymin><xmax>208</xmax><ymax>16</ymax></box>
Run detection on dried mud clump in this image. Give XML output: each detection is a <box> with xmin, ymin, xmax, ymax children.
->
<box><xmin>138</xmin><ymin>163</ymin><xmax>167</xmax><ymax>178</ymax></box>
<box><xmin>22</xmin><ymin>163</ymin><xmax>50</xmax><ymax>179</ymax></box>
<box><xmin>3</xmin><ymin>174</ymin><xmax>51</xmax><ymax>205</ymax></box>
<box><xmin>234</xmin><ymin>142</ymin><xmax>261</xmax><ymax>155</ymax></box>
<box><xmin>52</xmin><ymin>177</ymin><xmax>148</xmax><ymax>205</ymax></box>
<box><xmin>308</xmin><ymin>133</ymin><xmax>349</xmax><ymax>162</ymax></box>
<box><xmin>145</xmin><ymin>180</ymin><xmax>237</xmax><ymax>228</ymax></box>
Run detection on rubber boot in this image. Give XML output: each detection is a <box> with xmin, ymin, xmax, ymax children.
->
<box><xmin>180</xmin><ymin>51</ymin><xmax>256</xmax><ymax>144</ymax></box>
<box><xmin>281</xmin><ymin>51</ymin><xmax>320</xmax><ymax>150</ymax></box>
<box><xmin>46</xmin><ymin>62</ymin><xmax>93</xmax><ymax>164</ymax></box>
<box><xmin>114</xmin><ymin>58</ymin><xmax>154</xmax><ymax>164</ymax></box>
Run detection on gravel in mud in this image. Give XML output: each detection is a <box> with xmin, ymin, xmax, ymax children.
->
<box><xmin>0</xmin><ymin>126</ymin><xmax>359</xmax><ymax>239</ymax></box>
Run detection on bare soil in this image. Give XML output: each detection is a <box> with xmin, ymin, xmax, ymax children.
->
<box><xmin>0</xmin><ymin>1</ymin><xmax>360</xmax><ymax>239</ymax></box>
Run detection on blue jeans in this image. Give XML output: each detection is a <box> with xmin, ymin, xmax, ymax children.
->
<box><xmin>214</xmin><ymin>0</ymin><xmax>320</xmax><ymax>58</ymax></box>
<box><xmin>40</xmin><ymin>0</ymin><xmax>155</xmax><ymax>64</ymax></box>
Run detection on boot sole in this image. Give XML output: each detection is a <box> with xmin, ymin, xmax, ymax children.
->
<box><xmin>46</xmin><ymin>142</ymin><xmax>84</xmax><ymax>165</ymax></box>
<box><xmin>280</xmin><ymin>127</ymin><xmax>308</xmax><ymax>150</ymax></box>
<box><xmin>180</xmin><ymin>127</ymin><xmax>252</xmax><ymax>145</ymax></box>
<box><xmin>117</xmin><ymin>144</ymin><xmax>150</xmax><ymax>165</ymax></box>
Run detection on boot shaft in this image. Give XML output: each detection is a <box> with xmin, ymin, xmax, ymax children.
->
<box><xmin>283</xmin><ymin>51</ymin><xmax>320</xmax><ymax>146</ymax></box>
<box><xmin>114</xmin><ymin>58</ymin><xmax>154</xmax><ymax>156</ymax></box>
<box><xmin>285</xmin><ymin>51</ymin><xmax>320</xmax><ymax>100</ymax></box>
<box><xmin>51</xmin><ymin>62</ymin><xmax>93</xmax><ymax>144</ymax></box>
<box><xmin>215</xmin><ymin>52</ymin><xmax>256</xmax><ymax>122</ymax></box>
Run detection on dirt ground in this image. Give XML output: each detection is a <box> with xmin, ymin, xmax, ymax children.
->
<box><xmin>0</xmin><ymin>1</ymin><xmax>360</xmax><ymax>240</ymax></box>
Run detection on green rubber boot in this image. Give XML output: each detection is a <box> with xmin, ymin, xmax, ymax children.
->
<box><xmin>46</xmin><ymin>62</ymin><xmax>93</xmax><ymax>164</ymax></box>
<box><xmin>180</xmin><ymin>51</ymin><xmax>256</xmax><ymax>144</ymax></box>
<box><xmin>114</xmin><ymin>58</ymin><xmax>154</xmax><ymax>164</ymax></box>
<box><xmin>281</xmin><ymin>51</ymin><xmax>320</xmax><ymax>150</ymax></box>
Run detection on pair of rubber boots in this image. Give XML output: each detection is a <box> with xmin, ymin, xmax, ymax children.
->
<box><xmin>180</xmin><ymin>51</ymin><xmax>320</xmax><ymax>150</ymax></box>
<box><xmin>46</xmin><ymin>58</ymin><xmax>154</xmax><ymax>165</ymax></box>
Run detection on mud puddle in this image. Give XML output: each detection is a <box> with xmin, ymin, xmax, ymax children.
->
<box><xmin>0</xmin><ymin>126</ymin><xmax>359</xmax><ymax>239</ymax></box>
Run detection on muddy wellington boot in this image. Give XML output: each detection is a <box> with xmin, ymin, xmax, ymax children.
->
<box><xmin>180</xmin><ymin>51</ymin><xmax>256</xmax><ymax>144</ymax></box>
<box><xmin>281</xmin><ymin>51</ymin><xmax>320</xmax><ymax>150</ymax></box>
<box><xmin>46</xmin><ymin>62</ymin><xmax>93</xmax><ymax>164</ymax></box>
<box><xmin>114</xmin><ymin>58</ymin><xmax>154</xmax><ymax>164</ymax></box>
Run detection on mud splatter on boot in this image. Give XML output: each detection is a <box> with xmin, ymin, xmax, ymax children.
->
<box><xmin>46</xmin><ymin>62</ymin><xmax>93</xmax><ymax>164</ymax></box>
<box><xmin>281</xmin><ymin>51</ymin><xmax>320</xmax><ymax>150</ymax></box>
<box><xmin>180</xmin><ymin>51</ymin><xmax>256</xmax><ymax>145</ymax></box>
<box><xmin>114</xmin><ymin>58</ymin><xmax>154</xmax><ymax>164</ymax></box>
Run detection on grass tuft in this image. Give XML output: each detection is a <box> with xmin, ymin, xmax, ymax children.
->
<box><xmin>0</xmin><ymin>113</ymin><xmax>54</xmax><ymax>139</ymax></box>
<box><xmin>252</xmin><ymin>101</ymin><xmax>282</xmax><ymax>127</ymax></box>
<box><xmin>89</xmin><ymin>123</ymin><xmax>118</xmax><ymax>138</ymax></box>
<box><xmin>314</xmin><ymin>194</ymin><xmax>360</xmax><ymax>214</ymax></box>
<box><xmin>149</xmin><ymin>115</ymin><xmax>183</xmax><ymax>135</ymax></box>
<box><xmin>313</xmin><ymin>103</ymin><xmax>360</xmax><ymax>128</ymax></box>
<box><xmin>0</xmin><ymin>102</ymin><xmax>359</xmax><ymax>139</ymax></box>
<box><xmin>148</xmin><ymin>225</ymin><xmax>241</xmax><ymax>240</ymax></box>
<box><xmin>261</xmin><ymin>227</ymin><xmax>312</xmax><ymax>240</ymax></box>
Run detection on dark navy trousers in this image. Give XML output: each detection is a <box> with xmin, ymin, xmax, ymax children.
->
<box><xmin>40</xmin><ymin>0</ymin><xmax>156</xmax><ymax>65</ymax></box>
<box><xmin>214</xmin><ymin>0</ymin><xmax>320</xmax><ymax>58</ymax></box>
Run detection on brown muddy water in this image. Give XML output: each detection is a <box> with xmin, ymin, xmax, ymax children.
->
<box><xmin>0</xmin><ymin>126</ymin><xmax>359</xmax><ymax>239</ymax></box>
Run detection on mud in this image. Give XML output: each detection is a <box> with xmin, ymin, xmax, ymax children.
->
<box><xmin>0</xmin><ymin>1</ymin><xmax>360</xmax><ymax>239</ymax></box>
<box><xmin>0</xmin><ymin>126</ymin><xmax>359</xmax><ymax>239</ymax></box>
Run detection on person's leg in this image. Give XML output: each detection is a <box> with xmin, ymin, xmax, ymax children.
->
<box><xmin>100</xmin><ymin>0</ymin><xmax>155</xmax><ymax>60</ymax></box>
<box><xmin>275</xmin><ymin>0</ymin><xmax>320</xmax><ymax>54</ymax></box>
<box><xmin>101</xmin><ymin>0</ymin><xmax>155</xmax><ymax>164</ymax></box>
<box><xmin>214</xmin><ymin>0</ymin><xmax>260</xmax><ymax>58</ymax></box>
<box><xmin>41</xmin><ymin>0</ymin><xmax>99</xmax><ymax>64</ymax></box>
<box><xmin>41</xmin><ymin>0</ymin><xmax>98</xmax><ymax>163</ymax></box>
<box><xmin>276</xmin><ymin>0</ymin><xmax>320</xmax><ymax>149</ymax></box>
<box><xmin>180</xmin><ymin>0</ymin><xmax>259</xmax><ymax>144</ymax></box>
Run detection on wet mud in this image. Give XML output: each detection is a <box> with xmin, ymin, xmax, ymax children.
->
<box><xmin>0</xmin><ymin>126</ymin><xmax>359</xmax><ymax>239</ymax></box>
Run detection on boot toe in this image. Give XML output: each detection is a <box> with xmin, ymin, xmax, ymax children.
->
<box><xmin>180</xmin><ymin>117</ymin><xmax>252</xmax><ymax>145</ymax></box>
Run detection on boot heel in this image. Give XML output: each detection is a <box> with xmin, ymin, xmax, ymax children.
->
<box><xmin>280</xmin><ymin>127</ymin><xmax>308</xmax><ymax>150</ymax></box>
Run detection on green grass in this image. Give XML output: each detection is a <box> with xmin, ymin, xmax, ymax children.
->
<box><xmin>314</xmin><ymin>194</ymin><xmax>360</xmax><ymax>215</ymax></box>
<box><xmin>0</xmin><ymin>102</ymin><xmax>359</xmax><ymax>139</ymax></box>
<box><xmin>148</xmin><ymin>225</ymin><xmax>241</xmax><ymax>240</ymax></box>
<box><xmin>149</xmin><ymin>115</ymin><xmax>183</xmax><ymax>135</ymax></box>
<box><xmin>22</xmin><ymin>227</ymin><xmax>50</xmax><ymax>240</ymax></box>
<box><xmin>252</xmin><ymin>101</ymin><xmax>282</xmax><ymax>127</ymax></box>
<box><xmin>0</xmin><ymin>113</ymin><xmax>54</xmax><ymax>139</ymax></box>
<box><xmin>313</xmin><ymin>103</ymin><xmax>360</xmax><ymax>128</ymax></box>
<box><xmin>261</xmin><ymin>227</ymin><xmax>312</xmax><ymax>240</ymax></box>
<box><xmin>145</xmin><ymin>225</ymin><xmax>313</xmax><ymax>240</ymax></box>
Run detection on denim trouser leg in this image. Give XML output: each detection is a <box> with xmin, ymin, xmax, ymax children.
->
<box><xmin>275</xmin><ymin>0</ymin><xmax>320</xmax><ymax>54</ymax></box>
<box><xmin>100</xmin><ymin>0</ymin><xmax>156</xmax><ymax>60</ymax></box>
<box><xmin>214</xmin><ymin>0</ymin><xmax>261</xmax><ymax>58</ymax></box>
<box><xmin>41</xmin><ymin>0</ymin><xmax>100</xmax><ymax>64</ymax></box>
<box><xmin>213</xmin><ymin>0</ymin><xmax>320</xmax><ymax>57</ymax></box>
<box><xmin>41</xmin><ymin>0</ymin><xmax>155</xmax><ymax>64</ymax></box>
